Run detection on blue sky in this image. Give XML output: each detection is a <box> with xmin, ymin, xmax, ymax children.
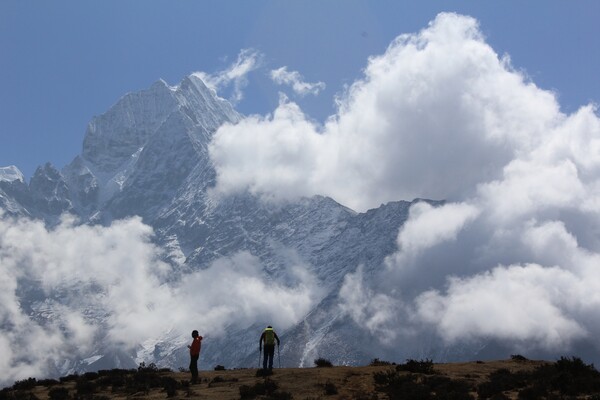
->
<box><xmin>1</xmin><ymin>1</ymin><xmax>598</xmax><ymax>179</ymax></box>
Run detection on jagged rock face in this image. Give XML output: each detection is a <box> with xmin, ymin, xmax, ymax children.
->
<box><xmin>0</xmin><ymin>75</ymin><xmax>440</xmax><ymax>374</ymax></box>
<box><xmin>28</xmin><ymin>163</ymin><xmax>73</xmax><ymax>218</ymax></box>
<box><xmin>69</xmin><ymin>75</ymin><xmax>241</xmax><ymax>222</ymax></box>
<box><xmin>0</xmin><ymin>182</ymin><xmax>30</xmax><ymax>217</ymax></box>
<box><xmin>0</xmin><ymin>166</ymin><xmax>29</xmax><ymax>216</ymax></box>
<box><xmin>62</xmin><ymin>156</ymin><xmax>99</xmax><ymax>214</ymax></box>
<box><xmin>81</xmin><ymin>77</ymin><xmax>238</xmax><ymax>176</ymax></box>
<box><xmin>81</xmin><ymin>80</ymin><xmax>180</xmax><ymax>173</ymax></box>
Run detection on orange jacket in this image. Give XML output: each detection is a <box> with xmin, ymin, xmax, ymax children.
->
<box><xmin>190</xmin><ymin>336</ymin><xmax>202</xmax><ymax>356</ymax></box>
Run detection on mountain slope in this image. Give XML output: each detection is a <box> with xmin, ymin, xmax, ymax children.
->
<box><xmin>0</xmin><ymin>74</ymin><xmax>444</xmax><ymax>379</ymax></box>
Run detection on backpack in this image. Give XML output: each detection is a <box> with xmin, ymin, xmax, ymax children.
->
<box><xmin>264</xmin><ymin>328</ymin><xmax>275</xmax><ymax>346</ymax></box>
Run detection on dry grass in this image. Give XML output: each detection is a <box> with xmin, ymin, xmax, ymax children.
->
<box><xmin>3</xmin><ymin>358</ymin><xmax>591</xmax><ymax>400</ymax></box>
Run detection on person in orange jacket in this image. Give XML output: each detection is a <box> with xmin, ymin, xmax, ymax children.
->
<box><xmin>187</xmin><ymin>330</ymin><xmax>203</xmax><ymax>383</ymax></box>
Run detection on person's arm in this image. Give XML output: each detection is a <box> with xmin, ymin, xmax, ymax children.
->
<box><xmin>259</xmin><ymin>332</ymin><xmax>264</xmax><ymax>350</ymax></box>
<box><xmin>274</xmin><ymin>332</ymin><xmax>280</xmax><ymax>346</ymax></box>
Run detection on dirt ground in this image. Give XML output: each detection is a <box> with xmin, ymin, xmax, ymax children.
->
<box><xmin>16</xmin><ymin>359</ymin><xmax>552</xmax><ymax>400</ymax></box>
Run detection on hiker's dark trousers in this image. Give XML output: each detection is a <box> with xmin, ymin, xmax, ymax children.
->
<box><xmin>263</xmin><ymin>344</ymin><xmax>275</xmax><ymax>370</ymax></box>
<box><xmin>190</xmin><ymin>355</ymin><xmax>199</xmax><ymax>382</ymax></box>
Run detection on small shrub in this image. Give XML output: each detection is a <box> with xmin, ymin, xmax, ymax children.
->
<box><xmin>323</xmin><ymin>380</ymin><xmax>338</xmax><ymax>395</ymax></box>
<box><xmin>12</xmin><ymin>378</ymin><xmax>37</xmax><ymax>391</ymax></box>
<box><xmin>162</xmin><ymin>377</ymin><xmax>178</xmax><ymax>398</ymax></box>
<box><xmin>137</xmin><ymin>362</ymin><xmax>158</xmax><ymax>373</ymax></box>
<box><xmin>256</xmin><ymin>368</ymin><xmax>274</xmax><ymax>377</ymax></box>
<box><xmin>239</xmin><ymin>384</ymin><xmax>254</xmax><ymax>399</ymax></box>
<box><xmin>240</xmin><ymin>379</ymin><xmax>279</xmax><ymax>399</ymax></box>
<box><xmin>12</xmin><ymin>392</ymin><xmax>40</xmax><ymax>400</ymax></box>
<box><xmin>107</xmin><ymin>376</ymin><xmax>127</xmax><ymax>391</ymax></box>
<box><xmin>211</xmin><ymin>376</ymin><xmax>238</xmax><ymax>387</ymax></box>
<box><xmin>208</xmin><ymin>376</ymin><xmax>227</xmax><ymax>388</ymax></box>
<box><xmin>477</xmin><ymin>368</ymin><xmax>529</xmax><ymax>399</ymax></box>
<box><xmin>75</xmin><ymin>378</ymin><xmax>97</xmax><ymax>395</ymax></box>
<box><xmin>369</xmin><ymin>358</ymin><xmax>393</xmax><ymax>366</ymax></box>
<box><xmin>548</xmin><ymin>356</ymin><xmax>600</xmax><ymax>395</ymax></box>
<box><xmin>38</xmin><ymin>379</ymin><xmax>60</xmax><ymax>387</ymax></box>
<box><xmin>314</xmin><ymin>358</ymin><xmax>333</xmax><ymax>368</ymax></box>
<box><xmin>555</xmin><ymin>355</ymin><xmax>592</xmax><ymax>371</ymax></box>
<box><xmin>374</xmin><ymin>367</ymin><xmax>475</xmax><ymax>400</ymax></box>
<box><xmin>118</xmin><ymin>365</ymin><xmax>164</xmax><ymax>395</ymax></box>
<box><xmin>97</xmin><ymin>372</ymin><xmax>127</xmax><ymax>391</ymax></box>
<box><xmin>373</xmin><ymin>369</ymin><xmax>398</xmax><ymax>386</ymax></box>
<box><xmin>48</xmin><ymin>387</ymin><xmax>69</xmax><ymax>400</ymax></box>
<box><xmin>396</xmin><ymin>359</ymin><xmax>435</xmax><ymax>374</ymax></box>
<box><xmin>268</xmin><ymin>390</ymin><xmax>293</xmax><ymax>400</ymax></box>
<box><xmin>260</xmin><ymin>379</ymin><xmax>279</xmax><ymax>394</ymax></box>
<box><xmin>82</xmin><ymin>372</ymin><xmax>99</xmax><ymax>381</ymax></box>
<box><xmin>97</xmin><ymin>368</ymin><xmax>130</xmax><ymax>377</ymax></box>
<box><xmin>424</xmin><ymin>375</ymin><xmax>474</xmax><ymax>399</ymax></box>
<box><xmin>214</xmin><ymin>365</ymin><xmax>226</xmax><ymax>371</ymax></box>
<box><xmin>511</xmin><ymin>354</ymin><xmax>528</xmax><ymax>362</ymax></box>
<box><xmin>375</xmin><ymin>372</ymin><xmax>432</xmax><ymax>400</ymax></box>
<box><xmin>517</xmin><ymin>384</ymin><xmax>547</xmax><ymax>400</ymax></box>
<box><xmin>59</xmin><ymin>374</ymin><xmax>79</xmax><ymax>383</ymax></box>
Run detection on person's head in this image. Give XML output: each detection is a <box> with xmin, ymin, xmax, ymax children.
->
<box><xmin>267</xmin><ymin>325</ymin><xmax>272</xmax><ymax>329</ymax></box>
<box><xmin>192</xmin><ymin>330</ymin><xmax>199</xmax><ymax>338</ymax></box>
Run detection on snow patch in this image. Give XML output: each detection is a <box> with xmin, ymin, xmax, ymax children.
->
<box><xmin>82</xmin><ymin>355</ymin><xmax>103</xmax><ymax>365</ymax></box>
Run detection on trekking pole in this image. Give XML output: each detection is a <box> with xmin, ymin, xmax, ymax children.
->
<box><xmin>258</xmin><ymin>348</ymin><xmax>261</xmax><ymax>369</ymax></box>
<box><xmin>277</xmin><ymin>344</ymin><xmax>281</xmax><ymax>368</ymax></box>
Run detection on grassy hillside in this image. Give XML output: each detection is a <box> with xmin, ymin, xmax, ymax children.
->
<box><xmin>2</xmin><ymin>356</ymin><xmax>600</xmax><ymax>399</ymax></box>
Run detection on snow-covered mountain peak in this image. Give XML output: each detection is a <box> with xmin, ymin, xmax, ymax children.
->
<box><xmin>81</xmin><ymin>81</ymin><xmax>179</xmax><ymax>173</ymax></box>
<box><xmin>80</xmin><ymin>74</ymin><xmax>240</xmax><ymax>177</ymax></box>
<box><xmin>173</xmin><ymin>74</ymin><xmax>241</xmax><ymax>131</ymax></box>
<box><xmin>151</xmin><ymin>78</ymin><xmax>174</xmax><ymax>92</ymax></box>
<box><xmin>0</xmin><ymin>166</ymin><xmax>24</xmax><ymax>183</ymax></box>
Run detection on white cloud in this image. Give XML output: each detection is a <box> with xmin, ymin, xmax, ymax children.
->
<box><xmin>338</xmin><ymin>193</ymin><xmax>600</xmax><ymax>355</ymax></box>
<box><xmin>270</xmin><ymin>67</ymin><xmax>326</xmax><ymax>96</ymax></box>
<box><xmin>0</xmin><ymin>212</ymin><xmax>321</xmax><ymax>385</ymax></box>
<box><xmin>193</xmin><ymin>48</ymin><xmax>262</xmax><ymax>103</ymax></box>
<box><xmin>209</xmin><ymin>99</ymin><xmax>325</xmax><ymax>203</ymax></box>
<box><xmin>389</xmin><ymin>202</ymin><xmax>479</xmax><ymax>261</ymax></box>
<box><xmin>209</xmin><ymin>13</ymin><xmax>580</xmax><ymax>212</ymax></box>
<box><xmin>415</xmin><ymin>263</ymin><xmax>589</xmax><ymax>348</ymax></box>
<box><xmin>338</xmin><ymin>266</ymin><xmax>405</xmax><ymax>344</ymax></box>
<box><xmin>478</xmin><ymin>159</ymin><xmax>585</xmax><ymax>223</ymax></box>
<box><xmin>312</xmin><ymin>12</ymin><xmax>600</xmax><ymax>357</ymax></box>
<box><xmin>174</xmin><ymin>251</ymin><xmax>322</xmax><ymax>333</ymax></box>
